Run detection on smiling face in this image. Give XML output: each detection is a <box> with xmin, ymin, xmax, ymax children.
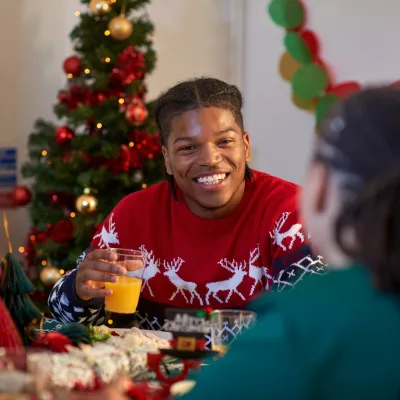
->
<box><xmin>162</xmin><ymin>107</ymin><xmax>251</xmax><ymax>219</ymax></box>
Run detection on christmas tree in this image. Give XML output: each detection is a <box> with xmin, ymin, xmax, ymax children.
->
<box><xmin>21</xmin><ymin>0</ymin><xmax>163</xmax><ymax>302</ymax></box>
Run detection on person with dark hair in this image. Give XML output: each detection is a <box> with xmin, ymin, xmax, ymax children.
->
<box><xmin>183</xmin><ymin>87</ymin><xmax>400</xmax><ymax>399</ymax></box>
<box><xmin>48</xmin><ymin>77</ymin><xmax>319</xmax><ymax>328</ymax></box>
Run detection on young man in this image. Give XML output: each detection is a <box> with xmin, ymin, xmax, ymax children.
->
<box><xmin>48</xmin><ymin>77</ymin><xmax>320</xmax><ymax>329</ymax></box>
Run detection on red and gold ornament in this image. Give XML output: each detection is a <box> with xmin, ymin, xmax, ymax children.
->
<box><xmin>128</xmin><ymin>130</ymin><xmax>161</xmax><ymax>168</ymax></box>
<box><xmin>58</xmin><ymin>85</ymin><xmax>96</xmax><ymax>111</ymax></box>
<box><xmin>107</xmin><ymin>144</ymin><xmax>131</xmax><ymax>174</ymax></box>
<box><xmin>63</xmin><ymin>55</ymin><xmax>82</xmax><ymax>77</ymax></box>
<box><xmin>125</xmin><ymin>100</ymin><xmax>148</xmax><ymax>126</ymax></box>
<box><xmin>111</xmin><ymin>46</ymin><xmax>145</xmax><ymax>85</ymax></box>
<box><xmin>11</xmin><ymin>185</ymin><xmax>32</xmax><ymax>207</ymax></box>
<box><xmin>48</xmin><ymin>218</ymin><xmax>75</xmax><ymax>243</ymax></box>
<box><xmin>55</xmin><ymin>126</ymin><xmax>74</xmax><ymax>145</ymax></box>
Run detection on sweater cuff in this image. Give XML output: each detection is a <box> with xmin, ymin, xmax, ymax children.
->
<box><xmin>64</xmin><ymin>269</ymin><xmax>104</xmax><ymax>308</ymax></box>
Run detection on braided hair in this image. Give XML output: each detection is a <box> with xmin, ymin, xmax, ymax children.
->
<box><xmin>316</xmin><ymin>86</ymin><xmax>400</xmax><ymax>294</ymax></box>
<box><xmin>155</xmin><ymin>77</ymin><xmax>252</xmax><ymax>199</ymax></box>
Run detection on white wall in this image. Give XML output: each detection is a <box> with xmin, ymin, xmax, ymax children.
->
<box><xmin>243</xmin><ymin>0</ymin><xmax>400</xmax><ymax>185</ymax></box>
<box><xmin>145</xmin><ymin>0</ymin><xmax>243</xmax><ymax>97</ymax></box>
<box><xmin>0</xmin><ymin>1</ymin><xmax>71</xmax><ymax>255</ymax></box>
<box><xmin>0</xmin><ymin>0</ymin><xmax>239</xmax><ymax>251</ymax></box>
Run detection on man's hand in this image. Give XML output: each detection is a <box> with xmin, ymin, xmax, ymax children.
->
<box><xmin>75</xmin><ymin>249</ymin><xmax>126</xmax><ymax>301</ymax></box>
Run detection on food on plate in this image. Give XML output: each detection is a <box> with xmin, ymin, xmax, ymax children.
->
<box><xmin>89</xmin><ymin>325</ymin><xmax>112</xmax><ymax>342</ymax></box>
<box><xmin>20</xmin><ymin>327</ymin><xmax>171</xmax><ymax>390</ymax></box>
<box><xmin>107</xmin><ymin>328</ymin><xmax>170</xmax><ymax>353</ymax></box>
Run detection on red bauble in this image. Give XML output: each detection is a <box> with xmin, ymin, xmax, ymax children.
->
<box><xmin>328</xmin><ymin>81</ymin><xmax>361</xmax><ymax>99</ymax></box>
<box><xmin>58</xmin><ymin>91</ymin><xmax>69</xmax><ymax>103</ymax></box>
<box><xmin>125</xmin><ymin>101</ymin><xmax>148</xmax><ymax>126</ymax></box>
<box><xmin>58</xmin><ymin>86</ymin><xmax>97</xmax><ymax>111</ymax></box>
<box><xmin>48</xmin><ymin>218</ymin><xmax>74</xmax><ymax>243</ymax></box>
<box><xmin>60</xmin><ymin>150</ymin><xmax>72</xmax><ymax>163</ymax></box>
<box><xmin>110</xmin><ymin>46</ymin><xmax>145</xmax><ymax>85</ymax></box>
<box><xmin>128</xmin><ymin>130</ymin><xmax>161</xmax><ymax>168</ymax></box>
<box><xmin>63</xmin><ymin>55</ymin><xmax>82</xmax><ymax>77</ymax></box>
<box><xmin>32</xmin><ymin>332</ymin><xmax>73</xmax><ymax>353</ymax></box>
<box><xmin>11</xmin><ymin>185</ymin><xmax>32</xmax><ymax>207</ymax></box>
<box><xmin>108</xmin><ymin>144</ymin><xmax>131</xmax><ymax>174</ymax></box>
<box><xmin>55</xmin><ymin>126</ymin><xmax>74</xmax><ymax>145</ymax></box>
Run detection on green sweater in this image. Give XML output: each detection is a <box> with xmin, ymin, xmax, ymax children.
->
<box><xmin>184</xmin><ymin>266</ymin><xmax>400</xmax><ymax>399</ymax></box>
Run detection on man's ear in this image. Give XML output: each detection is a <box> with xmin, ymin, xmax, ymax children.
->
<box><xmin>162</xmin><ymin>146</ymin><xmax>172</xmax><ymax>175</ymax></box>
<box><xmin>243</xmin><ymin>131</ymin><xmax>251</xmax><ymax>163</ymax></box>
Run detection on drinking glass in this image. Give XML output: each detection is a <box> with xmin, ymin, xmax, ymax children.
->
<box><xmin>210</xmin><ymin>310</ymin><xmax>256</xmax><ymax>354</ymax></box>
<box><xmin>104</xmin><ymin>248</ymin><xmax>145</xmax><ymax>314</ymax></box>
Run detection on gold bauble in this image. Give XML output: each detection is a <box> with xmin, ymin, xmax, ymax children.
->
<box><xmin>76</xmin><ymin>194</ymin><xmax>98</xmax><ymax>214</ymax></box>
<box><xmin>40</xmin><ymin>265</ymin><xmax>62</xmax><ymax>286</ymax></box>
<box><xmin>108</xmin><ymin>15</ymin><xmax>133</xmax><ymax>40</ymax></box>
<box><xmin>89</xmin><ymin>0</ymin><xmax>112</xmax><ymax>16</ymax></box>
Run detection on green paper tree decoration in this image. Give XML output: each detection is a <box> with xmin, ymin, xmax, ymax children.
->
<box><xmin>0</xmin><ymin>252</ymin><xmax>42</xmax><ymax>344</ymax></box>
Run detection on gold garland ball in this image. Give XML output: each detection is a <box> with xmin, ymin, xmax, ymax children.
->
<box><xmin>109</xmin><ymin>15</ymin><xmax>133</xmax><ymax>40</ymax></box>
<box><xmin>89</xmin><ymin>0</ymin><xmax>112</xmax><ymax>16</ymax></box>
<box><xmin>76</xmin><ymin>193</ymin><xmax>98</xmax><ymax>214</ymax></box>
<box><xmin>40</xmin><ymin>265</ymin><xmax>62</xmax><ymax>286</ymax></box>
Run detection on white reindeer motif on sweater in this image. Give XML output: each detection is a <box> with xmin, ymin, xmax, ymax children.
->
<box><xmin>205</xmin><ymin>259</ymin><xmax>247</xmax><ymax>305</ymax></box>
<box><xmin>163</xmin><ymin>258</ymin><xmax>203</xmax><ymax>305</ymax></box>
<box><xmin>248</xmin><ymin>245</ymin><xmax>267</xmax><ymax>296</ymax></box>
<box><xmin>128</xmin><ymin>245</ymin><xmax>160</xmax><ymax>297</ymax></box>
<box><xmin>93</xmin><ymin>213</ymin><xmax>120</xmax><ymax>249</ymax></box>
<box><xmin>269</xmin><ymin>211</ymin><xmax>304</xmax><ymax>251</ymax></box>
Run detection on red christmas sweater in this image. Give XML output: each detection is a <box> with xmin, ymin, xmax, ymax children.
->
<box><xmin>49</xmin><ymin>170</ymin><xmax>313</xmax><ymax>329</ymax></box>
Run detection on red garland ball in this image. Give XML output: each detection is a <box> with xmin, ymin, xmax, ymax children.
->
<box><xmin>63</xmin><ymin>55</ymin><xmax>82</xmax><ymax>77</ymax></box>
<box><xmin>125</xmin><ymin>101</ymin><xmax>148</xmax><ymax>126</ymax></box>
<box><xmin>11</xmin><ymin>185</ymin><xmax>32</xmax><ymax>207</ymax></box>
<box><xmin>32</xmin><ymin>332</ymin><xmax>73</xmax><ymax>353</ymax></box>
<box><xmin>55</xmin><ymin>126</ymin><xmax>74</xmax><ymax>145</ymax></box>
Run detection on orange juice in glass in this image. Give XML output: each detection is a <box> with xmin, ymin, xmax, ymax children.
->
<box><xmin>104</xmin><ymin>248</ymin><xmax>145</xmax><ymax>314</ymax></box>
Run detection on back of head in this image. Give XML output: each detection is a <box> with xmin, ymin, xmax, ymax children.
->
<box><xmin>316</xmin><ymin>86</ymin><xmax>400</xmax><ymax>293</ymax></box>
<box><xmin>155</xmin><ymin>77</ymin><xmax>244</xmax><ymax>146</ymax></box>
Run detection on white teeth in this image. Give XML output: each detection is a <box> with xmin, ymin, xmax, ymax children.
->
<box><xmin>196</xmin><ymin>173</ymin><xmax>226</xmax><ymax>185</ymax></box>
